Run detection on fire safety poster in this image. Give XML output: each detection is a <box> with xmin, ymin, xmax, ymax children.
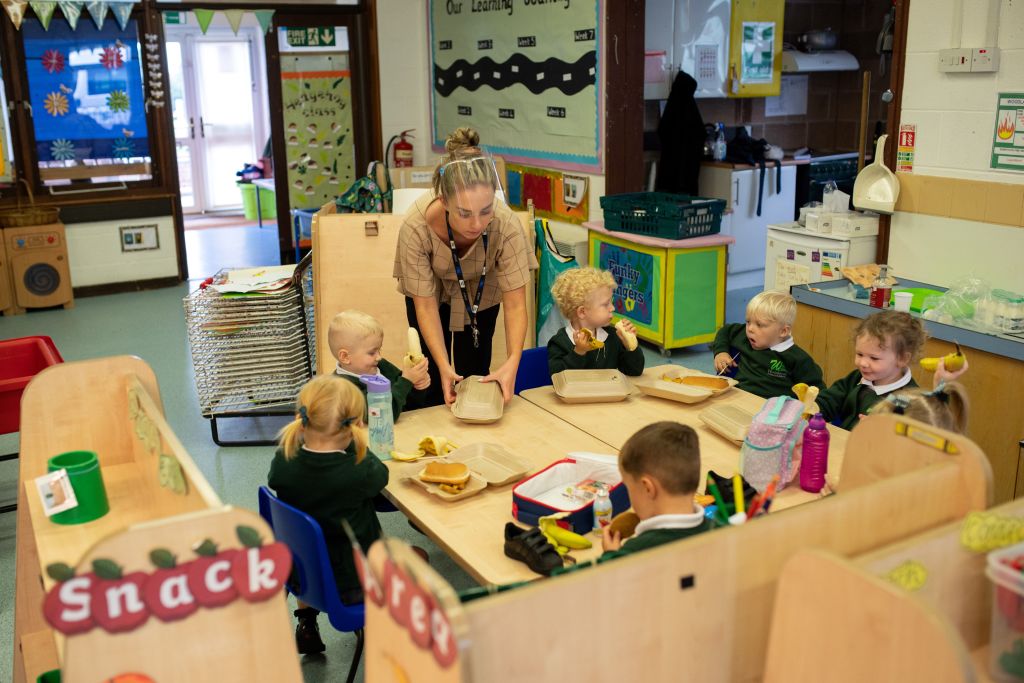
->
<box><xmin>429</xmin><ymin>0</ymin><xmax>600</xmax><ymax>172</ymax></box>
<box><xmin>991</xmin><ymin>92</ymin><xmax>1024</xmax><ymax>172</ymax></box>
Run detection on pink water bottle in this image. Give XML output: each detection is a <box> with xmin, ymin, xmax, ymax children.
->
<box><xmin>799</xmin><ymin>413</ymin><xmax>830</xmax><ymax>493</ymax></box>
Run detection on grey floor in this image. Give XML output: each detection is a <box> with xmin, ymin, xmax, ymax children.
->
<box><xmin>1</xmin><ymin>225</ymin><xmax>753</xmax><ymax>680</ymax></box>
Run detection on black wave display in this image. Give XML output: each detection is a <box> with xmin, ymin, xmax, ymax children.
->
<box><xmin>434</xmin><ymin>52</ymin><xmax>596</xmax><ymax>96</ymax></box>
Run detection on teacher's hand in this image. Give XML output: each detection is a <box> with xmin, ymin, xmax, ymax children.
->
<box><xmin>440</xmin><ymin>365</ymin><xmax>464</xmax><ymax>406</ymax></box>
<box><xmin>482</xmin><ymin>360</ymin><xmax>517</xmax><ymax>405</ymax></box>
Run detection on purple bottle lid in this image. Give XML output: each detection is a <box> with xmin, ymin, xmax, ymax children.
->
<box><xmin>808</xmin><ymin>413</ymin><xmax>828</xmax><ymax>430</ymax></box>
<box><xmin>360</xmin><ymin>374</ymin><xmax>391</xmax><ymax>393</ymax></box>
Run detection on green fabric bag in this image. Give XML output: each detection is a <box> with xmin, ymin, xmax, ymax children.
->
<box><xmin>335</xmin><ymin>160</ymin><xmax>393</xmax><ymax>213</ymax></box>
<box><xmin>535</xmin><ymin>218</ymin><xmax>578</xmax><ymax>346</ymax></box>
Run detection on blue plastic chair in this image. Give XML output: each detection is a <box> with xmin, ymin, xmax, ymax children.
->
<box><xmin>258</xmin><ymin>486</ymin><xmax>365</xmax><ymax>683</ymax></box>
<box><xmin>514</xmin><ymin>346</ymin><xmax>552</xmax><ymax>395</ymax></box>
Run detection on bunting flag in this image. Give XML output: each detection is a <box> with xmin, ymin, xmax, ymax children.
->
<box><xmin>29</xmin><ymin>0</ymin><xmax>55</xmax><ymax>28</ymax></box>
<box><xmin>223</xmin><ymin>8</ymin><xmax>242</xmax><ymax>35</ymax></box>
<box><xmin>84</xmin><ymin>0</ymin><xmax>107</xmax><ymax>29</ymax></box>
<box><xmin>109</xmin><ymin>0</ymin><xmax>130</xmax><ymax>30</ymax></box>
<box><xmin>193</xmin><ymin>7</ymin><xmax>214</xmax><ymax>34</ymax></box>
<box><xmin>2</xmin><ymin>0</ymin><xmax>28</xmax><ymax>28</ymax></box>
<box><xmin>253</xmin><ymin>9</ymin><xmax>273</xmax><ymax>35</ymax></box>
<box><xmin>56</xmin><ymin>0</ymin><xmax>79</xmax><ymax>28</ymax></box>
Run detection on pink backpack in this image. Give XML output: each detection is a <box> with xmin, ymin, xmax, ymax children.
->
<box><xmin>740</xmin><ymin>396</ymin><xmax>807</xmax><ymax>492</ymax></box>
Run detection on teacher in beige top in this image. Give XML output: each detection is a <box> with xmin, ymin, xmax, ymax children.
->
<box><xmin>394</xmin><ymin>128</ymin><xmax>536</xmax><ymax>408</ymax></box>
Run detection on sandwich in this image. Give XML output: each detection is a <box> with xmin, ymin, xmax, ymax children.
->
<box><xmin>615</xmin><ymin>320</ymin><xmax>638</xmax><ymax>351</ymax></box>
<box><xmin>419</xmin><ymin>461</ymin><xmax>470</xmax><ymax>487</ymax></box>
<box><xmin>580</xmin><ymin>327</ymin><xmax>603</xmax><ymax>350</ymax></box>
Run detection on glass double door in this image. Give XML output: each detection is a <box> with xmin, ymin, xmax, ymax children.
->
<box><xmin>166</xmin><ymin>29</ymin><xmax>268</xmax><ymax>213</ymax></box>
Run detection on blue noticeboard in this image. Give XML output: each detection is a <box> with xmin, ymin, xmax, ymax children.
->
<box><xmin>23</xmin><ymin>17</ymin><xmax>150</xmax><ymax>163</ymax></box>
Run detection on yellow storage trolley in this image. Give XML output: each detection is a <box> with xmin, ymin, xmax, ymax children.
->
<box><xmin>586</xmin><ymin>221</ymin><xmax>733</xmax><ymax>356</ymax></box>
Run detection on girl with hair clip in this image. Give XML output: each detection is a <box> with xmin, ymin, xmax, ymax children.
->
<box><xmin>870</xmin><ymin>381</ymin><xmax>970</xmax><ymax>435</ymax></box>
<box><xmin>394</xmin><ymin>127</ymin><xmax>537</xmax><ymax>408</ymax></box>
<box><xmin>268</xmin><ymin>374</ymin><xmax>388</xmax><ymax>655</ymax></box>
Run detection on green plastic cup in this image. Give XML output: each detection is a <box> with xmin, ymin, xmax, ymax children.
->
<box><xmin>47</xmin><ymin>450</ymin><xmax>109</xmax><ymax>525</ymax></box>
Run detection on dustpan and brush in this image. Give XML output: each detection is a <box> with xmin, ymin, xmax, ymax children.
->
<box><xmin>853</xmin><ymin>135</ymin><xmax>900</xmax><ymax>214</ymax></box>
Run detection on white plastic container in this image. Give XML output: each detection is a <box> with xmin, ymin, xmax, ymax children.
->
<box><xmin>986</xmin><ymin>541</ymin><xmax>1024</xmax><ymax>681</ymax></box>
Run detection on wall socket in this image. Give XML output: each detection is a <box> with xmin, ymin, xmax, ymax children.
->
<box><xmin>119</xmin><ymin>224</ymin><xmax>160</xmax><ymax>252</ymax></box>
<box><xmin>938</xmin><ymin>47</ymin><xmax>1000</xmax><ymax>73</ymax></box>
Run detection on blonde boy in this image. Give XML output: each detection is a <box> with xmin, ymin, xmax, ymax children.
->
<box><xmin>711</xmin><ymin>291</ymin><xmax>824</xmax><ymax>399</ymax></box>
<box><xmin>328</xmin><ymin>310</ymin><xmax>429</xmax><ymax>421</ymax></box>
<box><xmin>601</xmin><ymin>422</ymin><xmax>716</xmax><ymax>558</ymax></box>
<box><xmin>547</xmin><ymin>267</ymin><xmax>644</xmax><ymax>376</ymax></box>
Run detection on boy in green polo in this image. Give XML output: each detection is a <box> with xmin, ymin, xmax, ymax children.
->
<box><xmin>711</xmin><ymin>291</ymin><xmax>824</xmax><ymax>399</ymax></box>
<box><xmin>601</xmin><ymin>422</ymin><xmax>717</xmax><ymax>560</ymax></box>
<box><xmin>329</xmin><ymin>310</ymin><xmax>430</xmax><ymax>421</ymax></box>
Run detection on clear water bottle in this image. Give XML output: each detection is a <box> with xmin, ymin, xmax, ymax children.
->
<box><xmin>713</xmin><ymin>123</ymin><xmax>728</xmax><ymax>161</ymax></box>
<box><xmin>360</xmin><ymin>375</ymin><xmax>394</xmax><ymax>457</ymax></box>
<box><xmin>799</xmin><ymin>413</ymin><xmax>830</xmax><ymax>493</ymax></box>
<box><xmin>593</xmin><ymin>485</ymin><xmax>613</xmax><ymax>531</ymax></box>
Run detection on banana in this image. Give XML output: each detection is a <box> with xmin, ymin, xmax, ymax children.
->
<box><xmin>920</xmin><ymin>342</ymin><xmax>966</xmax><ymax>373</ymax></box>
<box><xmin>539</xmin><ymin>513</ymin><xmax>593</xmax><ymax>550</ymax></box>
<box><xmin>615</xmin><ymin>320</ymin><xmax>638</xmax><ymax>351</ymax></box>
<box><xmin>404</xmin><ymin>328</ymin><xmax>425</xmax><ymax>367</ymax></box>
<box><xmin>792</xmin><ymin>383</ymin><xmax>809</xmax><ymax>401</ymax></box>
<box><xmin>418</xmin><ymin>435</ymin><xmax>456</xmax><ymax>456</ymax></box>
<box><xmin>390</xmin><ymin>449</ymin><xmax>426</xmax><ymax>462</ymax></box>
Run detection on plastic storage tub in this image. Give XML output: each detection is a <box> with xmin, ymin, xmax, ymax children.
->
<box><xmin>600</xmin><ymin>192</ymin><xmax>725</xmax><ymax>240</ymax></box>
<box><xmin>987</xmin><ymin>540</ymin><xmax>1024</xmax><ymax>681</ymax></box>
<box><xmin>0</xmin><ymin>336</ymin><xmax>63</xmax><ymax>434</ymax></box>
<box><xmin>237</xmin><ymin>182</ymin><xmax>277</xmax><ymax>220</ymax></box>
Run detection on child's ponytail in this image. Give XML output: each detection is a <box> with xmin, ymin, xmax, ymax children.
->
<box><xmin>938</xmin><ymin>381</ymin><xmax>970</xmax><ymax>434</ymax></box>
<box><xmin>278</xmin><ymin>416</ymin><xmax>305</xmax><ymax>460</ymax></box>
<box><xmin>871</xmin><ymin>380</ymin><xmax>970</xmax><ymax>434</ymax></box>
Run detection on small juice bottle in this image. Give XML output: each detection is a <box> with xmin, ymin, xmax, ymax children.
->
<box><xmin>593</xmin><ymin>486</ymin><xmax>613</xmax><ymax>530</ymax></box>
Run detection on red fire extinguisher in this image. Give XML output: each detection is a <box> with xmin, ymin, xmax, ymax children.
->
<box><xmin>392</xmin><ymin>130</ymin><xmax>414</xmax><ymax>167</ymax></box>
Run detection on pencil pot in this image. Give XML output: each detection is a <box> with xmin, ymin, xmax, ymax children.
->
<box><xmin>740</xmin><ymin>397</ymin><xmax>806</xmax><ymax>493</ymax></box>
<box><xmin>47</xmin><ymin>450</ymin><xmax>109</xmax><ymax>525</ymax></box>
<box><xmin>988</xmin><ymin>542</ymin><xmax>1024</xmax><ymax>681</ymax></box>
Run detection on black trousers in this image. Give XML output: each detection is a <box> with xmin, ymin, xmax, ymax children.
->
<box><xmin>404</xmin><ymin>297</ymin><xmax>500</xmax><ymax>409</ymax></box>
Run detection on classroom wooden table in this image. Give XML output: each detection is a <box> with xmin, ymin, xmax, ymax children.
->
<box><xmin>520</xmin><ymin>364</ymin><xmax>849</xmax><ymax>511</ymax></box>
<box><xmin>386</xmin><ymin>396</ymin><xmax>613</xmax><ymax>586</ymax></box>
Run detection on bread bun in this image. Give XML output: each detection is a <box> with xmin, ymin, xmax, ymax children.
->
<box><xmin>420</xmin><ymin>461</ymin><xmax>470</xmax><ymax>486</ymax></box>
<box><xmin>680</xmin><ymin>375</ymin><xmax>730</xmax><ymax>391</ymax></box>
<box><xmin>608</xmin><ymin>510</ymin><xmax>640</xmax><ymax>539</ymax></box>
<box><xmin>615</xmin><ymin>320</ymin><xmax>638</xmax><ymax>351</ymax></box>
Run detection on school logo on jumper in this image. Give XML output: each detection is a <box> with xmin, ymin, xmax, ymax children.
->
<box><xmin>768</xmin><ymin>359</ymin><xmax>788</xmax><ymax>378</ymax></box>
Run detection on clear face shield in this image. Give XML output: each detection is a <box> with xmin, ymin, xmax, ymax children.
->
<box><xmin>437</xmin><ymin>152</ymin><xmax>506</xmax><ymax>239</ymax></box>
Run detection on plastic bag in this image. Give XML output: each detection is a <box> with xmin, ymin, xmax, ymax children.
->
<box><xmin>534</xmin><ymin>218</ymin><xmax>577</xmax><ymax>346</ymax></box>
<box><xmin>921</xmin><ymin>275</ymin><xmax>990</xmax><ymax>324</ymax></box>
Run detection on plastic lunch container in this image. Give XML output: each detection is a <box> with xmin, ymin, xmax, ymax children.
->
<box><xmin>986</xmin><ymin>541</ymin><xmax>1024</xmax><ymax>681</ymax></box>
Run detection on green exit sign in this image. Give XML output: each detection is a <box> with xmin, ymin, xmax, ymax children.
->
<box><xmin>163</xmin><ymin>11</ymin><xmax>184</xmax><ymax>25</ymax></box>
<box><xmin>286</xmin><ymin>27</ymin><xmax>336</xmax><ymax>48</ymax></box>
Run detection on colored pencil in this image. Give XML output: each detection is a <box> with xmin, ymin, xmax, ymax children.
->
<box><xmin>758</xmin><ymin>475</ymin><xmax>781</xmax><ymax>516</ymax></box>
<box><xmin>706</xmin><ymin>476</ymin><xmax>730</xmax><ymax>524</ymax></box>
<box><xmin>732</xmin><ymin>474</ymin><xmax>745</xmax><ymax>515</ymax></box>
<box><xmin>717</xmin><ymin>352</ymin><xmax>740</xmax><ymax>376</ymax></box>
<box><xmin>746</xmin><ymin>492</ymin><xmax>764</xmax><ymax>518</ymax></box>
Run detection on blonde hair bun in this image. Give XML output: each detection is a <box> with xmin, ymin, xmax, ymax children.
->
<box><xmin>445</xmin><ymin>127</ymin><xmax>480</xmax><ymax>153</ymax></box>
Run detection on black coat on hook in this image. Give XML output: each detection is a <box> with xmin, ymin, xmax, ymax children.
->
<box><xmin>655</xmin><ymin>70</ymin><xmax>705</xmax><ymax>197</ymax></box>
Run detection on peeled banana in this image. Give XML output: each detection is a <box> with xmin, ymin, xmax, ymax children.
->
<box><xmin>404</xmin><ymin>328</ymin><xmax>425</xmax><ymax>367</ymax></box>
<box><xmin>920</xmin><ymin>342</ymin><xmax>966</xmax><ymax>373</ymax></box>
<box><xmin>615</xmin><ymin>320</ymin><xmax>638</xmax><ymax>351</ymax></box>
<box><xmin>539</xmin><ymin>513</ymin><xmax>593</xmax><ymax>550</ymax></box>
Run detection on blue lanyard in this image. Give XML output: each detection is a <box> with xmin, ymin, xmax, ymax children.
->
<box><xmin>446</xmin><ymin>215</ymin><xmax>489</xmax><ymax>348</ymax></box>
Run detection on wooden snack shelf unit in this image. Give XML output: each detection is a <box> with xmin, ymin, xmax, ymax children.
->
<box><xmin>12</xmin><ymin>357</ymin><xmax>301</xmax><ymax>683</ymax></box>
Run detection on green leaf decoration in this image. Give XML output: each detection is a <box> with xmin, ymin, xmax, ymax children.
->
<box><xmin>193</xmin><ymin>538</ymin><xmax>218</xmax><ymax>557</ymax></box>
<box><xmin>236</xmin><ymin>525</ymin><xmax>263</xmax><ymax>548</ymax></box>
<box><xmin>46</xmin><ymin>562</ymin><xmax>75</xmax><ymax>582</ymax></box>
<box><xmin>149</xmin><ymin>548</ymin><xmax>176</xmax><ymax>569</ymax></box>
<box><xmin>92</xmin><ymin>558</ymin><xmax>123</xmax><ymax>580</ymax></box>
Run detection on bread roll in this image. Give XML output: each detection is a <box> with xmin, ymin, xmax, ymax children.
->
<box><xmin>608</xmin><ymin>510</ymin><xmax>640</xmax><ymax>539</ymax></box>
<box><xmin>680</xmin><ymin>375</ymin><xmax>730</xmax><ymax>391</ymax></box>
<box><xmin>420</xmin><ymin>461</ymin><xmax>470</xmax><ymax>486</ymax></box>
<box><xmin>615</xmin><ymin>320</ymin><xmax>638</xmax><ymax>351</ymax></box>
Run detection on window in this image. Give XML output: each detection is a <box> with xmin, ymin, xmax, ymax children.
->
<box><xmin>22</xmin><ymin>16</ymin><xmax>152</xmax><ymax>186</ymax></box>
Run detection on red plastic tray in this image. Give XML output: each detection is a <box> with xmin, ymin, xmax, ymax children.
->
<box><xmin>0</xmin><ymin>336</ymin><xmax>63</xmax><ymax>435</ymax></box>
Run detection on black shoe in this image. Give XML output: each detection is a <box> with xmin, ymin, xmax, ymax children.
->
<box><xmin>294</xmin><ymin>607</ymin><xmax>325</xmax><ymax>655</ymax></box>
<box><xmin>503</xmin><ymin>523</ymin><xmax>563</xmax><ymax>576</ymax></box>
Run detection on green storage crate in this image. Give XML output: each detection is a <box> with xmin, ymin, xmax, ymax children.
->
<box><xmin>237</xmin><ymin>182</ymin><xmax>277</xmax><ymax>221</ymax></box>
<box><xmin>600</xmin><ymin>192</ymin><xmax>725</xmax><ymax>240</ymax></box>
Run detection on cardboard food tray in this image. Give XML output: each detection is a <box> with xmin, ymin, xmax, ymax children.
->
<box><xmin>631</xmin><ymin>364</ymin><xmax>717</xmax><ymax>404</ymax></box>
<box><xmin>649</xmin><ymin>364</ymin><xmax>737</xmax><ymax>396</ymax></box>
<box><xmin>699</xmin><ymin>403</ymin><xmax>757</xmax><ymax>444</ymax></box>
<box><xmin>451</xmin><ymin>376</ymin><xmax>504</xmax><ymax>424</ymax></box>
<box><xmin>408</xmin><ymin>469</ymin><xmax>488</xmax><ymax>502</ymax></box>
<box><xmin>446</xmin><ymin>443</ymin><xmax>531</xmax><ymax>486</ymax></box>
<box><xmin>551</xmin><ymin>369</ymin><xmax>631</xmax><ymax>404</ymax></box>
